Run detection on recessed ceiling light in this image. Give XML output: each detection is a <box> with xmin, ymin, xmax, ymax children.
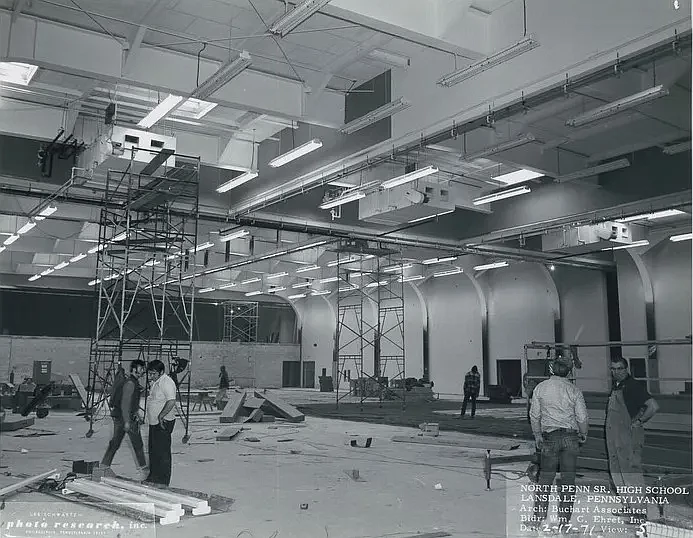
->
<box><xmin>175</xmin><ymin>98</ymin><xmax>218</xmax><ymax>120</ymax></box>
<box><xmin>492</xmin><ymin>169</ymin><xmax>544</xmax><ymax>185</ymax></box>
<box><xmin>0</xmin><ymin>62</ymin><xmax>39</xmax><ymax>86</ymax></box>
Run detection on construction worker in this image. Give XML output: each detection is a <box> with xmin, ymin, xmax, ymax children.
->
<box><xmin>461</xmin><ymin>365</ymin><xmax>481</xmax><ymax>418</ymax></box>
<box><xmin>216</xmin><ymin>365</ymin><xmax>230</xmax><ymax>409</ymax></box>
<box><xmin>101</xmin><ymin>360</ymin><xmax>148</xmax><ymax>480</ymax></box>
<box><xmin>606</xmin><ymin>357</ymin><xmax>660</xmax><ymax>524</ymax></box>
<box><xmin>529</xmin><ymin>355</ymin><xmax>589</xmax><ymax>531</ymax></box>
<box><xmin>144</xmin><ymin>359</ymin><xmax>177</xmax><ymax>486</ymax></box>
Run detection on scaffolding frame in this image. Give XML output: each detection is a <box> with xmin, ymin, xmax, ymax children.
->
<box><xmin>223</xmin><ymin>301</ymin><xmax>259</xmax><ymax>342</ymax></box>
<box><xmin>334</xmin><ymin>240</ymin><xmax>406</xmax><ymax>408</ymax></box>
<box><xmin>85</xmin><ymin>147</ymin><xmax>200</xmax><ymax>443</ymax></box>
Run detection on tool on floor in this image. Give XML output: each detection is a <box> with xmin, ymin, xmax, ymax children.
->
<box><xmin>0</xmin><ymin>469</ymin><xmax>60</xmax><ymax>498</ymax></box>
<box><xmin>350</xmin><ymin>437</ymin><xmax>373</xmax><ymax>448</ymax></box>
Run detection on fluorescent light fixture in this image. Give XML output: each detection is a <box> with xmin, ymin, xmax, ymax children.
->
<box><xmin>381</xmin><ymin>165</ymin><xmax>438</xmax><ymax>189</ymax></box>
<box><xmin>217</xmin><ymin>170</ymin><xmax>259</xmax><ymax>193</ymax></box>
<box><xmin>438</xmin><ymin>35</ymin><xmax>539</xmax><ymax>87</ymax></box>
<box><xmin>474</xmin><ymin>262</ymin><xmax>508</xmax><ymax>271</ymax></box>
<box><xmin>4</xmin><ymin>235</ymin><xmax>19</xmax><ymax>246</ymax></box>
<box><xmin>292</xmin><ymin>281</ymin><xmax>313</xmax><ymax>289</ymax></box>
<box><xmin>34</xmin><ymin>205</ymin><xmax>57</xmax><ymax>220</ymax></box>
<box><xmin>245</xmin><ymin>290</ymin><xmax>263</xmax><ymax>297</ymax></box>
<box><xmin>299</xmin><ymin>241</ymin><xmax>328</xmax><ymax>250</ymax></box>
<box><xmin>268</xmin><ymin>0</ymin><xmax>332</xmax><ymax>37</ymax></box>
<box><xmin>199</xmin><ymin>287</ymin><xmax>215</xmax><ymax>294</ymax></box>
<box><xmin>422</xmin><ymin>256</ymin><xmax>457</xmax><ymax>265</ymax></box>
<box><xmin>28</xmin><ymin>275</ymin><xmax>41</xmax><ymax>282</ymax></box>
<box><xmin>70</xmin><ymin>253</ymin><xmax>87</xmax><ymax>263</ymax></box>
<box><xmin>462</xmin><ymin>134</ymin><xmax>536</xmax><ymax>161</ymax></box>
<box><xmin>662</xmin><ymin>140</ymin><xmax>691</xmax><ymax>155</ymax></box>
<box><xmin>319</xmin><ymin>191</ymin><xmax>366</xmax><ymax>210</ymax></box>
<box><xmin>340</xmin><ymin>97</ymin><xmax>411</xmax><ymax>135</ymax></box>
<box><xmin>88</xmin><ymin>279</ymin><xmax>100</xmax><ymax>286</ymax></box>
<box><xmin>365</xmin><ymin>280</ymin><xmax>388</xmax><ymax>288</ymax></box>
<box><xmin>195</xmin><ymin>241</ymin><xmax>215</xmax><ymax>252</ymax></box>
<box><xmin>555</xmin><ymin>158</ymin><xmax>630</xmax><ymax>183</ymax></box>
<box><xmin>566</xmin><ymin>85</ymin><xmax>669</xmax><ymax>128</ymax></box>
<box><xmin>17</xmin><ymin>221</ymin><xmax>36</xmax><ymax>234</ymax></box>
<box><xmin>473</xmin><ymin>185</ymin><xmax>531</xmax><ymax>205</ymax></box>
<box><xmin>288</xmin><ymin>294</ymin><xmax>306</xmax><ymax>299</ymax></box>
<box><xmin>433</xmin><ymin>267</ymin><xmax>463</xmax><ymax>277</ymax></box>
<box><xmin>192</xmin><ymin>51</ymin><xmax>252</xmax><ymax>100</ymax></box>
<box><xmin>268</xmin><ymin>286</ymin><xmax>286</xmax><ymax>293</ymax></box>
<box><xmin>220</xmin><ymin>229</ymin><xmax>250</xmax><ymax>242</ymax></box>
<box><xmin>383</xmin><ymin>263</ymin><xmax>413</xmax><ymax>273</ymax></box>
<box><xmin>670</xmin><ymin>232</ymin><xmax>692</xmax><ymax>242</ymax></box>
<box><xmin>492</xmin><ymin>169</ymin><xmax>544</xmax><ymax>185</ymax></box>
<box><xmin>367</xmin><ymin>49</ymin><xmax>410</xmax><ymax>69</ymax></box>
<box><xmin>88</xmin><ymin>244</ymin><xmax>105</xmax><ymax>254</ymax></box>
<box><xmin>54</xmin><ymin>261</ymin><xmax>69</xmax><ymax>270</ymax></box>
<box><xmin>296</xmin><ymin>265</ymin><xmax>320</xmax><ymax>273</ymax></box>
<box><xmin>242</xmin><ymin>277</ymin><xmax>261</xmax><ymax>285</ymax></box>
<box><xmin>137</xmin><ymin>94</ymin><xmax>184</xmax><ymax>128</ymax></box>
<box><xmin>327</xmin><ymin>256</ymin><xmax>360</xmax><ymax>267</ymax></box>
<box><xmin>219</xmin><ymin>282</ymin><xmax>237</xmax><ymax>289</ymax></box>
<box><xmin>268</xmin><ymin>139</ymin><xmax>323</xmax><ymax>168</ymax></box>
<box><xmin>268</xmin><ymin>272</ymin><xmax>289</xmax><ymax>280</ymax></box>
<box><xmin>602</xmin><ymin>240</ymin><xmax>650</xmax><ymax>251</ymax></box>
<box><xmin>0</xmin><ymin>246</ymin><xmax>5</xmax><ymax>253</ymax></box>
<box><xmin>339</xmin><ymin>285</ymin><xmax>359</xmax><ymax>292</ymax></box>
<box><xmin>311</xmin><ymin>290</ymin><xmax>331</xmax><ymax>296</ymax></box>
<box><xmin>400</xmin><ymin>274</ymin><xmax>425</xmax><ymax>283</ymax></box>
<box><xmin>175</xmin><ymin>98</ymin><xmax>218</xmax><ymax>120</ymax></box>
<box><xmin>615</xmin><ymin>209</ymin><xmax>685</xmax><ymax>223</ymax></box>
<box><xmin>41</xmin><ymin>268</ymin><xmax>55</xmax><ymax>276</ymax></box>
<box><xmin>319</xmin><ymin>276</ymin><xmax>339</xmax><ymax>283</ymax></box>
<box><xmin>408</xmin><ymin>209</ymin><xmax>455</xmax><ymax>224</ymax></box>
<box><xmin>0</xmin><ymin>62</ymin><xmax>39</xmax><ymax>86</ymax></box>
<box><xmin>348</xmin><ymin>272</ymin><xmax>364</xmax><ymax>279</ymax></box>
<box><xmin>328</xmin><ymin>180</ymin><xmax>358</xmax><ymax>188</ymax></box>
<box><xmin>112</xmin><ymin>232</ymin><xmax>128</xmax><ymax>242</ymax></box>
<box><xmin>144</xmin><ymin>259</ymin><xmax>161</xmax><ymax>267</ymax></box>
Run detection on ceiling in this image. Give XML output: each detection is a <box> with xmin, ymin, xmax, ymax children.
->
<box><xmin>0</xmin><ymin>0</ymin><xmax>691</xmax><ymax>299</ymax></box>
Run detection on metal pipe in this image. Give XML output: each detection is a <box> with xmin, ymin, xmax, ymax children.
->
<box><xmin>526</xmin><ymin>338</ymin><xmax>691</xmax><ymax>348</ymax></box>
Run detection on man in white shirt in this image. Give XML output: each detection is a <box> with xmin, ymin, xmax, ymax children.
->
<box><xmin>144</xmin><ymin>359</ymin><xmax>177</xmax><ymax>486</ymax></box>
<box><xmin>529</xmin><ymin>355</ymin><xmax>589</xmax><ymax>532</ymax></box>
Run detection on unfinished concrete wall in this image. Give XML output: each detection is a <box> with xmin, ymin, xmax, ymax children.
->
<box><xmin>0</xmin><ymin>336</ymin><xmax>299</xmax><ymax>389</ymax></box>
<box><xmin>297</xmin><ymin>297</ymin><xmax>335</xmax><ymax>387</ymax></box>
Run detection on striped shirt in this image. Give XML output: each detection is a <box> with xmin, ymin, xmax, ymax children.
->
<box><xmin>529</xmin><ymin>376</ymin><xmax>588</xmax><ymax>435</ymax></box>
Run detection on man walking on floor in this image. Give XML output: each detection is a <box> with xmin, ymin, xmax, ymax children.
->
<box><xmin>461</xmin><ymin>365</ymin><xmax>481</xmax><ymax>418</ymax></box>
<box><xmin>101</xmin><ymin>359</ymin><xmax>148</xmax><ymax>480</ymax></box>
<box><xmin>145</xmin><ymin>359</ymin><xmax>177</xmax><ymax>486</ymax></box>
<box><xmin>529</xmin><ymin>355</ymin><xmax>589</xmax><ymax>532</ymax></box>
<box><xmin>606</xmin><ymin>357</ymin><xmax>660</xmax><ymax>524</ymax></box>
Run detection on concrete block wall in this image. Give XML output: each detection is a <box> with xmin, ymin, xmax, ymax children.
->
<box><xmin>0</xmin><ymin>336</ymin><xmax>299</xmax><ymax>390</ymax></box>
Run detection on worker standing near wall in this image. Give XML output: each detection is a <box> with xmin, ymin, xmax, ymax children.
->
<box><xmin>101</xmin><ymin>359</ymin><xmax>148</xmax><ymax>480</ymax></box>
<box><xmin>461</xmin><ymin>365</ymin><xmax>481</xmax><ymax>418</ymax></box>
<box><xmin>145</xmin><ymin>359</ymin><xmax>177</xmax><ymax>486</ymax></box>
<box><xmin>529</xmin><ymin>355</ymin><xmax>589</xmax><ymax>530</ymax></box>
<box><xmin>606</xmin><ymin>357</ymin><xmax>660</xmax><ymax>524</ymax></box>
<box><xmin>216</xmin><ymin>365</ymin><xmax>230</xmax><ymax>409</ymax></box>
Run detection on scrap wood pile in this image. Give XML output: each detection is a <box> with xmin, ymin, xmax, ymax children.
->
<box><xmin>219</xmin><ymin>390</ymin><xmax>304</xmax><ymax>425</ymax></box>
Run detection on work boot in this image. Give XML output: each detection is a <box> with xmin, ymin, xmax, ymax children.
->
<box><xmin>137</xmin><ymin>466</ymin><xmax>149</xmax><ymax>481</ymax></box>
<box><xmin>101</xmin><ymin>466</ymin><xmax>117</xmax><ymax>478</ymax></box>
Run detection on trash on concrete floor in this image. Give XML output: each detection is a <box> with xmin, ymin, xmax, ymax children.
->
<box><xmin>220</xmin><ymin>390</ymin><xmax>305</xmax><ymax>424</ymax></box>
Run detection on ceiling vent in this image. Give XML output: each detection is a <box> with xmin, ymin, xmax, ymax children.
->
<box><xmin>542</xmin><ymin>222</ymin><xmax>637</xmax><ymax>254</ymax></box>
<box><xmin>359</xmin><ymin>180</ymin><xmax>454</xmax><ymax>226</ymax></box>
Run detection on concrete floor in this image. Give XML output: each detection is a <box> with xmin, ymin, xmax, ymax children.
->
<box><xmin>1</xmin><ymin>390</ymin><xmax>691</xmax><ymax>538</ymax></box>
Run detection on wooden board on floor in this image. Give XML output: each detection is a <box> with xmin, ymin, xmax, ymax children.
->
<box><xmin>220</xmin><ymin>391</ymin><xmax>246</xmax><ymax>424</ymax></box>
<box><xmin>243</xmin><ymin>409</ymin><xmax>263</xmax><ymax>423</ymax></box>
<box><xmin>216</xmin><ymin>427</ymin><xmax>242</xmax><ymax>441</ymax></box>
<box><xmin>392</xmin><ymin>435</ymin><xmax>521</xmax><ymax>451</ymax></box>
<box><xmin>0</xmin><ymin>416</ymin><xmax>35</xmax><ymax>432</ymax></box>
<box><xmin>243</xmin><ymin>397</ymin><xmax>264</xmax><ymax>409</ymax></box>
<box><xmin>254</xmin><ymin>391</ymin><xmax>304</xmax><ymax>422</ymax></box>
<box><xmin>68</xmin><ymin>374</ymin><xmax>88</xmax><ymax>408</ymax></box>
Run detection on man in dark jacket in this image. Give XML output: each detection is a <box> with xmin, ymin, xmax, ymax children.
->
<box><xmin>461</xmin><ymin>365</ymin><xmax>481</xmax><ymax>418</ymax></box>
<box><xmin>101</xmin><ymin>360</ymin><xmax>148</xmax><ymax>480</ymax></box>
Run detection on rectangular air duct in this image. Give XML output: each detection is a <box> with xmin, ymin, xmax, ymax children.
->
<box><xmin>359</xmin><ymin>180</ymin><xmax>455</xmax><ymax>226</ymax></box>
<box><xmin>542</xmin><ymin>222</ymin><xmax>638</xmax><ymax>254</ymax></box>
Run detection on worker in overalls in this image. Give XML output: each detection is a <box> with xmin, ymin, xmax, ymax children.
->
<box><xmin>606</xmin><ymin>357</ymin><xmax>660</xmax><ymax>524</ymax></box>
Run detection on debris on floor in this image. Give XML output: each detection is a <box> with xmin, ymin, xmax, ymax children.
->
<box><xmin>215</xmin><ymin>427</ymin><xmax>242</xmax><ymax>441</ymax></box>
<box><xmin>392</xmin><ymin>434</ymin><xmax>521</xmax><ymax>451</ymax></box>
<box><xmin>219</xmin><ymin>390</ymin><xmax>305</xmax><ymax>424</ymax></box>
<box><xmin>0</xmin><ymin>468</ymin><xmax>59</xmax><ymax>498</ymax></box>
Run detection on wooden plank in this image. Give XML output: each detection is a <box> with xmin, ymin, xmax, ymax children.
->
<box><xmin>220</xmin><ymin>391</ymin><xmax>246</xmax><ymax>424</ymax></box>
<box><xmin>489</xmin><ymin>453</ymin><xmax>535</xmax><ymax>464</ymax></box>
<box><xmin>101</xmin><ymin>477</ymin><xmax>211</xmax><ymax>515</ymax></box>
<box><xmin>0</xmin><ymin>416</ymin><xmax>35</xmax><ymax>432</ymax></box>
<box><xmin>255</xmin><ymin>391</ymin><xmax>304</xmax><ymax>422</ymax></box>
<box><xmin>68</xmin><ymin>374</ymin><xmax>88</xmax><ymax>407</ymax></box>
<box><xmin>0</xmin><ymin>468</ymin><xmax>58</xmax><ymax>498</ymax></box>
<box><xmin>243</xmin><ymin>409</ymin><xmax>263</xmax><ymax>423</ymax></box>
<box><xmin>392</xmin><ymin>435</ymin><xmax>521</xmax><ymax>451</ymax></box>
<box><xmin>215</xmin><ymin>427</ymin><xmax>242</xmax><ymax>441</ymax></box>
<box><xmin>242</xmin><ymin>397</ymin><xmax>264</xmax><ymax>409</ymax></box>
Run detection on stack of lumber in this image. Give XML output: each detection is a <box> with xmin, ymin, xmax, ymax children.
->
<box><xmin>63</xmin><ymin>477</ymin><xmax>211</xmax><ymax>525</ymax></box>
<box><xmin>219</xmin><ymin>390</ymin><xmax>304</xmax><ymax>424</ymax></box>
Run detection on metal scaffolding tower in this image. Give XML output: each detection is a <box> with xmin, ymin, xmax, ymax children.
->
<box><xmin>334</xmin><ymin>240</ymin><xmax>406</xmax><ymax>408</ymax></box>
<box><xmin>85</xmin><ymin>147</ymin><xmax>200</xmax><ymax>443</ymax></box>
<box><xmin>223</xmin><ymin>301</ymin><xmax>259</xmax><ymax>342</ymax></box>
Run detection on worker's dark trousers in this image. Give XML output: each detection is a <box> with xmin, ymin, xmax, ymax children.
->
<box><xmin>533</xmin><ymin>429</ymin><xmax>579</xmax><ymax>525</ymax></box>
<box><xmin>461</xmin><ymin>392</ymin><xmax>478</xmax><ymax>417</ymax></box>
<box><xmin>102</xmin><ymin>417</ymin><xmax>147</xmax><ymax>468</ymax></box>
<box><xmin>147</xmin><ymin>420</ymin><xmax>175</xmax><ymax>486</ymax></box>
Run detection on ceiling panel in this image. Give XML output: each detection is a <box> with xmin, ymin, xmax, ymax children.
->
<box><xmin>172</xmin><ymin>0</ymin><xmax>239</xmax><ymax>22</ymax></box>
<box><xmin>152</xmin><ymin>10</ymin><xmax>198</xmax><ymax>33</ymax></box>
<box><xmin>185</xmin><ymin>18</ymin><xmax>234</xmax><ymax>41</ymax></box>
